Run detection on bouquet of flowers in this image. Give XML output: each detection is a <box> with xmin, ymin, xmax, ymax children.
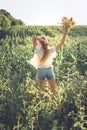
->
<box><xmin>61</xmin><ymin>17</ymin><xmax>76</xmax><ymax>31</ymax></box>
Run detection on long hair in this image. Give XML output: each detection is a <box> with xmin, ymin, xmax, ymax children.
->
<box><xmin>40</xmin><ymin>37</ymin><xmax>50</xmax><ymax>63</ymax></box>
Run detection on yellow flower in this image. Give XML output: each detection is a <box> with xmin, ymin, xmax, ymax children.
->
<box><xmin>61</xmin><ymin>16</ymin><xmax>76</xmax><ymax>30</ymax></box>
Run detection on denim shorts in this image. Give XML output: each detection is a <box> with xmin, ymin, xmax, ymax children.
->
<box><xmin>36</xmin><ymin>68</ymin><xmax>55</xmax><ymax>81</ymax></box>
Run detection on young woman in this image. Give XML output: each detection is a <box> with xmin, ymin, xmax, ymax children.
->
<box><xmin>29</xmin><ymin>27</ymin><xmax>69</xmax><ymax>94</ymax></box>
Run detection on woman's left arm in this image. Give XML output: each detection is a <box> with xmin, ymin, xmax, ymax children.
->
<box><xmin>56</xmin><ymin>27</ymin><xmax>69</xmax><ymax>51</ymax></box>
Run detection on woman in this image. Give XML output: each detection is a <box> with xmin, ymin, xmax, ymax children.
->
<box><xmin>29</xmin><ymin>27</ymin><xmax>69</xmax><ymax>94</ymax></box>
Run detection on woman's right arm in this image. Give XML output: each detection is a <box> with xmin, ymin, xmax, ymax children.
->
<box><xmin>32</xmin><ymin>36</ymin><xmax>48</xmax><ymax>47</ymax></box>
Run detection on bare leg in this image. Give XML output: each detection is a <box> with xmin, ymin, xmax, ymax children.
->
<box><xmin>37</xmin><ymin>79</ymin><xmax>58</xmax><ymax>94</ymax></box>
<box><xmin>37</xmin><ymin>80</ymin><xmax>45</xmax><ymax>88</ymax></box>
<box><xmin>48</xmin><ymin>79</ymin><xmax>58</xmax><ymax>94</ymax></box>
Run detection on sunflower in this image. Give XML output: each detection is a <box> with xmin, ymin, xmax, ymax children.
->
<box><xmin>61</xmin><ymin>17</ymin><xmax>76</xmax><ymax>31</ymax></box>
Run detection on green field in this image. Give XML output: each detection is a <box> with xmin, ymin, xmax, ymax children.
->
<box><xmin>0</xmin><ymin>25</ymin><xmax>87</xmax><ymax>130</ymax></box>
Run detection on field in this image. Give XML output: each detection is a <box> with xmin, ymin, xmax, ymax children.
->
<box><xmin>0</xmin><ymin>25</ymin><xmax>87</xmax><ymax>130</ymax></box>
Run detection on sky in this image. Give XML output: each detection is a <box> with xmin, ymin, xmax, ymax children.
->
<box><xmin>0</xmin><ymin>0</ymin><xmax>87</xmax><ymax>25</ymax></box>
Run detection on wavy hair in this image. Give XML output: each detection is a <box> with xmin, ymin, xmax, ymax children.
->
<box><xmin>40</xmin><ymin>37</ymin><xmax>50</xmax><ymax>63</ymax></box>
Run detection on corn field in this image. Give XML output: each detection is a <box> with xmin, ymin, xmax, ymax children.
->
<box><xmin>0</xmin><ymin>26</ymin><xmax>87</xmax><ymax>130</ymax></box>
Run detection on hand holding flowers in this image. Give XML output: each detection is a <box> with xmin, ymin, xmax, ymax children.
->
<box><xmin>61</xmin><ymin>17</ymin><xmax>76</xmax><ymax>32</ymax></box>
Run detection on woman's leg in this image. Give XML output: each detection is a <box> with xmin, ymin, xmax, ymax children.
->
<box><xmin>36</xmin><ymin>69</ymin><xmax>45</xmax><ymax>87</ymax></box>
<box><xmin>37</xmin><ymin>79</ymin><xmax>57</xmax><ymax>94</ymax></box>
<box><xmin>36</xmin><ymin>68</ymin><xmax>58</xmax><ymax>94</ymax></box>
<box><xmin>37</xmin><ymin>80</ymin><xmax>45</xmax><ymax>86</ymax></box>
<box><xmin>48</xmin><ymin>79</ymin><xmax>57</xmax><ymax>94</ymax></box>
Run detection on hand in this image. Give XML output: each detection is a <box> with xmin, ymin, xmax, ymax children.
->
<box><xmin>61</xmin><ymin>17</ymin><xmax>75</xmax><ymax>32</ymax></box>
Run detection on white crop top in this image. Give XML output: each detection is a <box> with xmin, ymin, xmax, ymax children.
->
<box><xmin>28</xmin><ymin>44</ymin><xmax>56</xmax><ymax>69</ymax></box>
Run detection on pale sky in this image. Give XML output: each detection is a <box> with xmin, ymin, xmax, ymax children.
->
<box><xmin>0</xmin><ymin>0</ymin><xmax>87</xmax><ymax>25</ymax></box>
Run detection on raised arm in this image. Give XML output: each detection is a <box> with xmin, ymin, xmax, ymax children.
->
<box><xmin>32</xmin><ymin>36</ymin><xmax>38</xmax><ymax>48</ymax></box>
<box><xmin>56</xmin><ymin>28</ymin><xmax>69</xmax><ymax>51</ymax></box>
<box><xmin>32</xmin><ymin>36</ymin><xmax>48</xmax><ymax>48</ymax></box>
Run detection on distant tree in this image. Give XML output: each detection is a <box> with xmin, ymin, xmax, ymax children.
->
<box><xmin>0</xmin><ymin>9</ymin><xmax>25</xmax><ymax>28</ymax></box>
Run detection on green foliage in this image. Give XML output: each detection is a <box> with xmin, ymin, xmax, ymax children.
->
<box><xmin>0</xmin><ymin>24</ymin><xmax>87</xmax><ymax>130</ymax></box>
<box><xmin>0</xmin><ymin>25</ymin><xmax>63</xmax><ymax>47</ymax></box>
<box><xmin>69</xmin><ymin>25</ymin><xmax>87</xmax><ymax>37</ymax></box>
<box><xmin>0</xmin><ymin>23</ymin><xmax>87</xmax><ymax>47</ymax></box>
<box><xmin>0</xmin><ymin>38</ymin><xmax>87</xmax><ymax>130</ymax></box>
<box><xmin>0</xmin><ymin>9</ymin><xmax>25</xmax><ymax>29</ymax></box>
<box><xmin>77</xmin><ymin>40</ymin><xmax>87</xmax><ymax>75</ymax></box>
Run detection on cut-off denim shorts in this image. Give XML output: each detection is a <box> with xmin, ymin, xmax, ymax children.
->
<box><xmin>36</xmin><ymin>67</ymin><xmax>55</xmax><ymax>81</ymax></box>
